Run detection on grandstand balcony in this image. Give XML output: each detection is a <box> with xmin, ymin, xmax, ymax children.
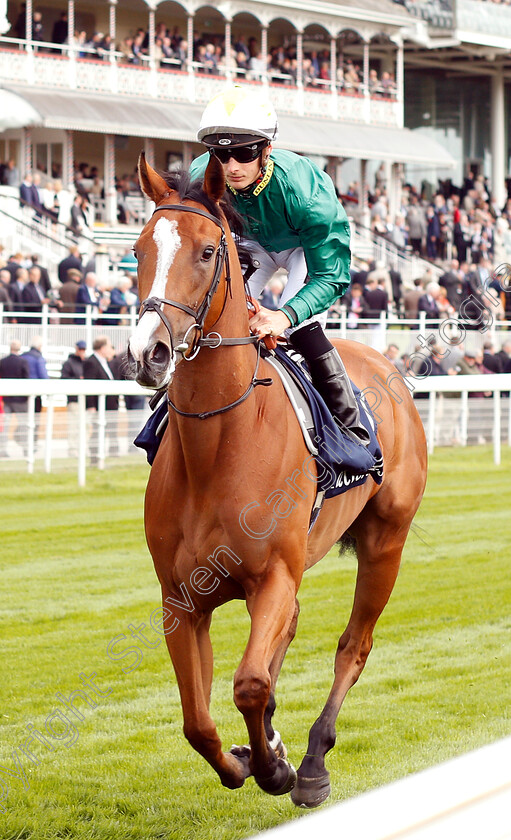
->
<box><xmin>0</xmin><ymin>37</ymin><xmax>401</xmax><ymax>129</ymax></box>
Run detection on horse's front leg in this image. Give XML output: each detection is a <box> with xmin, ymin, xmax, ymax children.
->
<box><xmin>161</xmin><ymin>591</ymin><xmax>249</xmax><ymax>789</ymax></box>
<box><xmin>234</xmin><ymin>562</ymin><xmax>299</xmax><ymax>795</ymax></box>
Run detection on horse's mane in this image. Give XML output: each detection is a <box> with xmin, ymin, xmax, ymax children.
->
<box><xmin>160</xmin><ymin>169</ymin><xmax>245</xmax><ymax>241</ymax></box>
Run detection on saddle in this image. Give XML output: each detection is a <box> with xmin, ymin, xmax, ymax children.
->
<box><xmin>134</xmin><ymin>343</ymin><xmax>383</xmax><ymax>529</ymax></box>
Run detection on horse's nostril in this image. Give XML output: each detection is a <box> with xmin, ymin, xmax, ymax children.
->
<box><xmin>150</xmin><ymin>341</ymin><xmax>171</xmax><ymax>366</ymax></box>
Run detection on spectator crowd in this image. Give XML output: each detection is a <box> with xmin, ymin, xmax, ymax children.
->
<box><xmin>6</xmin><ymin>7</ymin><xmax>397</xmax><ymax>95</ymax></box>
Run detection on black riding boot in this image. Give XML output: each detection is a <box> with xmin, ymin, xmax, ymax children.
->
<box><xmin>290</xmin><ymin>322</ymin><xmax>371</xmax><ymax>446</ymax></box>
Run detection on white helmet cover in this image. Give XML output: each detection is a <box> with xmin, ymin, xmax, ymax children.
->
<box><xmin>198</xmin><ymin>85</ymin><xmax>279</xmax><ymax>144</ymax></box>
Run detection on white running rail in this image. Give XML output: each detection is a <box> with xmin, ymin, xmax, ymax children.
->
<box><xmin>255</xmin><ymin>736</ymin><xmax>511</xmax><ymax>840</ymax></box>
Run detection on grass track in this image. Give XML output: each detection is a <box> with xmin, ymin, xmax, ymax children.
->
<box><xmin>0</xmin><ymin>447</ymin><xmax>510</xmax><ymax>839</ymax></box>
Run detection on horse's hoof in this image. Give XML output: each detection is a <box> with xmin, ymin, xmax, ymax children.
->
<box><xmin>290</xmin><ymin>771</ymin><xmax>331</xmax><ymax>808</ymax></box>
<box><xmin>229</xmin><ymin>744</ymin><xmax>252</xmax><ymax>779</ymax></box>
<box><xmin>256</xmin><ymin>759</ymin><xmax>297</xmax><ymax>796</ymax></box>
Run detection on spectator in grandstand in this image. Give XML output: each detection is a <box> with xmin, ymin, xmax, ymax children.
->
<box><xmin>495</xmin><ymin>341</ymin><xmax>511</xmax><ymax>374</ymax></box>
<box><xmin>29</xmin><ymin>254</ymin><xmax>51</xmax><ymax>293</ymax></box>
<box><xmin>383</xmin><ymin>344</ymin><xmax>400</xmax><ymax>365</ymax></box>
<box><xmin>76</xmin><ymin>272</ymin><xmax>102</xmax><ymax>323</ymax></box>
<box><xmin>21</xmin><ymin>335</ymin><xmax>48</xmax><ymax>380</ymax></box>
<box><xmin>439</xmin><ymin>259</ymin><xmax>464</xmax><ymax>311</ymax></box>
<box><xmin>343</xmin><ymin>60</ymin><xmax>360</xmax><ymax>92</ymax></box>
<box><xmin>30</xmin><ymin>172</ymin><xmax>45</xmax><ymax>217</ymax></box>
<box><xmin>402</xmin><ymin>278</ymin><xmax>423</xmax><ymax>325</ymax></box>
<box><xmin>406</xmin><ymin>194</ymin><xmax>427</xmax><ymax>255</ymax></box>
<box><xmin>8</xmin><ymin>266</ymin><xmax>26</xmax><ymax>313</ymax></box>
<box><xmin>418</xmin><ymin>281</ymin><xmax>441</xmax><ymax>320</ymax></box>
<box><xmin>58</xmin><ymin>246</ymin><xmax>83</xmax><ymax>284</ymax></box>
<box><xmin>70</xmin><ymin>194</ymin><xmax>91</xmax><ymax>237</ymax></box>
<box><xmin>0</xmin><ymin>269</ymin><xmax>13</xmax><ymax>311</ymax></box>
<box><xmin>21</xmin><ymin>335</ymin><xmax>48</xmax><ymax>443</ymax></box>
<box><xmin>482</xmin><ymin>341</ymin><xmax>503</xmax><ymax>374</ymax></box>
<box><xmin>2</xmin><ymin>159</ymin><xmax>20</xmax><ymax>187</ymax></box>
<box><xmin>0</xmin><ymin>339</ymin><xmax>30</xmax><ymax>457</ymax></box>
<box><xmin>83</xmin><ymin>336</ymin><xmax>118</xmax><ymax>464</ymax></box>
<box><xmin>102</xmin><ymin>276</ymin><xmax>137</xmax><ymax>325</ymax></box>
<box><xmin>343</xmin><ymin>283</ymin><xmax>367</xmax><ymax>329</ymax></box>
<box><xmin>61</xmin><ymin>340</ymin><xmax>86</xmax><ymax>457</ymax></box>
<box><xmin>32</xmin><ymin>9</ymin><xmax>44</xmax><ymax>44</ymax></box>
<box><xmin>388</xmin><ymin>213</ymin><xmax>408</xmax><ymax>251</ymax></box>
<box><xmin>59</xmin><ymin>267</ymin><xmax>83</xmax><ymax>315</ymax></box>
<box><xmin>20</xmin><ymin>266</ymin><xmax>49</xmax><ymax>323</ymax></box>
<box><xmin>259</xmin><ymin>276</ymin><xmax>285</xmax><ymax>311</ymax></box>
<box><xmin>51</xmin><ymin>11</ymin><xmax>68</xmax><ymax>45</ymax></box>
<box><xmin>436</xmin><ymin>286</ymin><xmax>456</xmax><ymax>320</ymax></box>
<box><xmin>19</xmin><ymin>172</ymin><xmax>34</xmax><ymax>208</ymax></box>
<box><xmin>363</xmin><ymin>275</ymin><xmax>388</xmax><ymax>319</ymax></box>
<box><xmin>453</xmin><ymin>211</ymin><xmax>471</xmax><ymax>262</ymax></box>
<box><xmin>417</xmin><ymin>343</ymin><xmax>457</xmax><ymax>378</ymax></box>
<box><xmin>111</xmin><ymin>349</ymin><xmax>147</xmax><ymax>447</ymax></box>
<box><xmin>11</xmin><ymin>4</ymin><xmax>26</xmax><ymax>39</ymax></box>
<box><xmin>249</xmin><ymin>52</ymin><xmax>266</xmax><ymax>82</ymax></box>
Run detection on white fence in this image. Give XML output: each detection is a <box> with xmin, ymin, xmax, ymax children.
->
<box><xmin>255</xmin><ymin>736</ymin><xmax>511</xmax><ymax>840</ymax></box>
<box><xmin>1</xmin><ymin>374</ymin><xmax>511</xmax><ymax>484</ymax></box>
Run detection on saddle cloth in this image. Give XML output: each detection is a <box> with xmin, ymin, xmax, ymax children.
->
<box><xmin>134</xmin><ymin>344</ymin><xmax>383</xmax><ymax>508</ymax></box>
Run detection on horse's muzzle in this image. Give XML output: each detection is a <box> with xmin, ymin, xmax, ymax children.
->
<box><xmin>129</xmin><ymin>340</ymin><xmax>174</xmax><ymax>389</ymax></box>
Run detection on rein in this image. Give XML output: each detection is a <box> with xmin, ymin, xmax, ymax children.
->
<box><xmin>139</xmin><ymin>201</ymin><xmax>272</xmax><ymax>420</ymax></box>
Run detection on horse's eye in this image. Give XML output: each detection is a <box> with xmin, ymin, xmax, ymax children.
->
<box><xmin>201</xmin><ymin>246</ymin><xmax>215</xmax><ymax>262</ymax></box>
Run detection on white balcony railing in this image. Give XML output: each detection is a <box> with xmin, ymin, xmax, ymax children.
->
<box><xmin>0</xmin><ymin>37</ymin><xmax>400</xmax><ymax>128</ymax></box>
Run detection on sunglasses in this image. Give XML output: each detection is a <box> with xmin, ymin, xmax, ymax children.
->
<box><xmin>212</xmin><ymin>143</ymin><xmax>266</xmax><ymax>165</ymax></box>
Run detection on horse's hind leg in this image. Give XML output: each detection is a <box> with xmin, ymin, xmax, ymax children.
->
<box><xmin>161</xmin><ymin>596</ymin><xmax>250</xmax><ymax>789</ymax></box>
<box><xmin>292</xmin><ymin>520</ymin><xmax>408</xmax><ymax>808</ymax></box>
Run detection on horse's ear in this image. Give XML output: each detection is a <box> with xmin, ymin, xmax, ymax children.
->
<box><xmin>138</xmin><ymin>151</ymin><xmax>171</xmax><ymax>204</ymax></box>
<box><xmin>203</xmin><ymin>152</ymin><xmax>226</xmax><ymax>203</ymax></box>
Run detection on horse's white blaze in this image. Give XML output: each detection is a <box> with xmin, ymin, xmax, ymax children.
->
<box><xmin>129</xmin><ymin>217</ymin><xmax>181</xmax><ymax>361</ymax></box>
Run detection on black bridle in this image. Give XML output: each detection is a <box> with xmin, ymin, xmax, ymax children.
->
<box><xmin>137</xmin><ymin>202</ymin><xmax>271</xmax><ymax>419</ymax></box>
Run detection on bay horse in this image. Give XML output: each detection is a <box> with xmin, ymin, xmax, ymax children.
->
<box><xmin>128</xmin><ymin>152</ymin><xmax>427</xmax><ymax>808</ymax></box>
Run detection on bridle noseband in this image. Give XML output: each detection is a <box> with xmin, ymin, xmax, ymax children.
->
<box><xmin>137</xmin><ymin>201</ymin><xmax>271</xmax><ymax>419</ymax></box>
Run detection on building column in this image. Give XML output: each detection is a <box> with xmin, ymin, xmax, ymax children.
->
<box><xmin>296</xmin><ymin>32</ymin><xmax>303</xmax><ymax>88</ymax></box>
<box><xmin>148</xmin><ymin>6</ymin><xmax>156</xmax><ymax>69</ymax></box>
<box><xmin>104</xmin><ymin>134</ymin><xmax>117</xmax><ymax>226</ymax></box>
<box><xmin>360</xmin><ymin>158</ymin><xmax>369</xmax><ymax>227</ymax></box>
<box><xmin>64</xmin><ymin>130</ymin><xmax>74</xmax><ymax>191</ymax></box>
<box><xmin>22</xmin><ymin>127</ymin><xmax>33</xmax><ymax>174</ymax></box>
<box><xmin>67</xmin><ymin>0</ymin><xmax>76</xmax><ymax>88</ymax></box>
<box><xmin>187</xmin><ymin>14</ymin><xmax>194</xmax><ymax>74</ymax></box>
<box><xmin>491</xmin><ymin>70</ymin><xmax>506</xmax><ymax>209</ymax></box>
<box><xmin>395</xmin><ymin>37</ymin><xmax>404</xmax><ymax>129</ymax></box>
<box><xmin>182</xmin><ymin>142</ymin><xmax>193</xmax><ymax>169</ymax></box>
<box><xmin>261</xmin><ymin>25</ymin><xmax>268</xmax><ymax>85</ymax></box>
<box><xmin>67</xmin><ymin>0</ymin><xmax>74</xmax><ymax>47</ymax></box>
<box><xmin>330</xmin><ymin>36</ymin><xmax>336</xmax><ymax>94</ymax></box>
<box><xmin>0</xmin><ymin>0</ymin><xmax>9</xmax><ymax>35</ymax></box>
<box><xmin>25</xmin><ymin>0</ymin><xmax>32</xmax><ymax>44</ymax></box>
<box><xmin>224</xmin><ymin>20</ymin><xmax>232</xmax><ymax>80</ymax></box>
<box><xmin>363</xmin><ymin>41</ymin><xmax>370</xmax><ymax>123</ymax></box>
<box><xmin>109</xmin><ymin>0</ymin><xmax>117</xmax><ymax>57</ymax></box>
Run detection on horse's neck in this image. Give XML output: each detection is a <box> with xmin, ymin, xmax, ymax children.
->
<box><xmin>168</xmin><ymin>274</ymin><xmax>259</xmax><ymax>470</ymax></box>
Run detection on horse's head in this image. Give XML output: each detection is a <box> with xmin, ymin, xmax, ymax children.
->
<box><xmin>128</xmin><ymin>152</ymin><xmax>229</xmax><ymax>389</ymax></box>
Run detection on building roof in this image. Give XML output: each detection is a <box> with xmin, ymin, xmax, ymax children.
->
<box><xmin>2</xmin><ymin>86</ymin><xmax>455</xmax><ymax>168</ymax></box>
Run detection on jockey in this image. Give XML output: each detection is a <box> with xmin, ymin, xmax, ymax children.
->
<box><xmin>190</xmin><ymin>85</ymin><xmax>370</xmax><ymax>446</ymax></box>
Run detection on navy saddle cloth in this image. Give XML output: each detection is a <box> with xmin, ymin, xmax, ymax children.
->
<box><xmin>134</xmin><ymin>344</ymin><xmax>383</xmax><ymax>499</ymax></box>
<box><xmin>271</xmin><ymin>346</ymin><xmax>383</xmax><ymax>498</ymax></box>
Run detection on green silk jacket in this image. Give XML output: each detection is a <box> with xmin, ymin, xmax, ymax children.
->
<box><xmin>189</xmin><ymin>148</ymin><xmax>351</xmax><ymax>326</ymax></box>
